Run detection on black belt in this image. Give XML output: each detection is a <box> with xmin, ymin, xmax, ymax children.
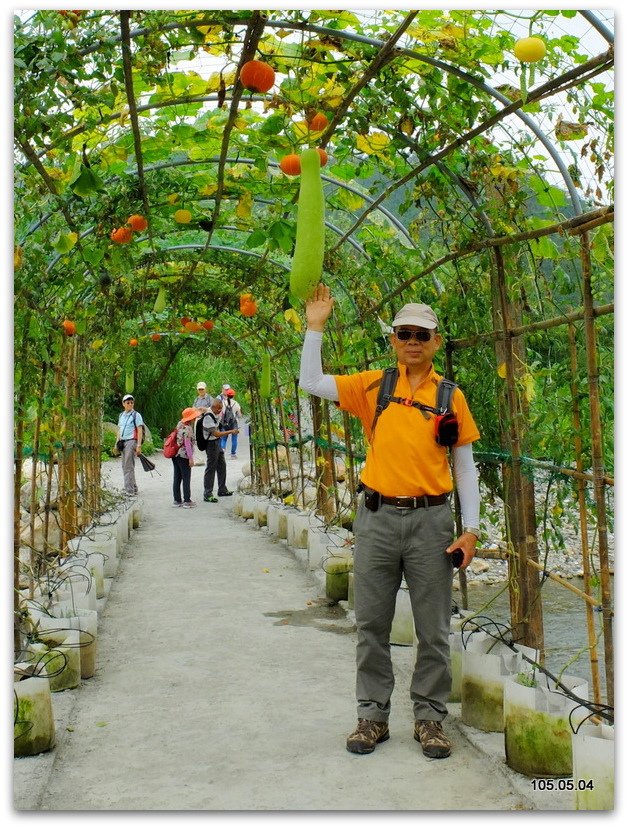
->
<box><xmin>380</xmin><ymin>493</ymin><xmax>449</xmax><ymax>509</ymax></box>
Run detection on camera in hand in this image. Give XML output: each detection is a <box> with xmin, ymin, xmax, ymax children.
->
<box><xmin>450</xmin><ymin>548</ymin><xmax>464</xmax><ymax>568</ymax></box>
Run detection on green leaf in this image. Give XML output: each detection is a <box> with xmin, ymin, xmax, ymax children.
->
<box><xmin>69</xmin><ymin>165</ymin><xmax>105</xmax><ymax>198</ymax></box>
<box><xmin>83</xmin><ymin>246</ymin><xmax>105</xmax><ymax>266</ymax></box>
<box><xmin>53</xmin><ymin>232</ymin><xmax>78</xmax><ymax>254</ymax></box>
<box><xmin>245</xmin><ymin>229</ymin><xmax>266</xmax><ymax>248</ymax></box>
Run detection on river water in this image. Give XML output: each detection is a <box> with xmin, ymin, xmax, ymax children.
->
<box><xmin>456</xmin><ymin>576</ymin><xmax>612</xmax><ymax>704</ymax></box>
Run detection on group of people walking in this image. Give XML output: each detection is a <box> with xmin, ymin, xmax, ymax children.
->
<box><xmin>115</xmin><ymin>382</ymin><xmax>244</xmax><ymax>508</ymax></box>
<box><xmin>172</xmin><ymin>381</ymin><xmax>244</xmax><ymax>508</ymax></box>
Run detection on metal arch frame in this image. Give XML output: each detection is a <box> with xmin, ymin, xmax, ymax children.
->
<box><xmin>68</xmin><ymin>10</ymin><xmax>613</xmax><ymax>216</ymax></box>
<box><xmin>21</xmin><ymin>155</ymin><xmax>408</xmax><ymax>255</ymax></box>
<box><xmin>261</xmin><ymin>18</ymin><xmax>588</xmax><ymax>215</ymax></box>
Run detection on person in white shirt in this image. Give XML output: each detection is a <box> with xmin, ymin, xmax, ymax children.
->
<box><xmin>115</xmin><ymin>394</ymin><xmax>144</xmax><ymax>495</ymax></box>
<box><xmin>193</xmin><ymin>381</ymin><xmax>211</xmax><ymax>413</ymax></box>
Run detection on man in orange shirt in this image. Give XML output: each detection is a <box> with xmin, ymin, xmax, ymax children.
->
<box><xmin>299</xmin><ymin>284</ymin><xmax>481</xmax><ymax>759</ymax></box>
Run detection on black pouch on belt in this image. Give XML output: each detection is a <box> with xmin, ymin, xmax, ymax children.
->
<box><xmin>364</xmin><ymin>487</ymin><xmax>381</xmax><ymax>512</ymax></box>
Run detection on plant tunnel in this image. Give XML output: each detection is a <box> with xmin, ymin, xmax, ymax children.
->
<box><xmin>14</xmin><ymin>9</ymin><xmax>614</xmax><ymax>710</ymax></box>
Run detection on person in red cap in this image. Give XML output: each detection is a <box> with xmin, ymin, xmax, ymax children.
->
<box><xmin>299</xmin><ymin>284</ymin><xmax>481</xmax><ymax>760</ymax></box>
<box><xmin>171</xmin><ymin>407</ymin><xmax>200</xmax><ymax>508</ymax></box>
<box><xmin>220</xmin><ymin>388</ymin><xmax>243</xmax><ymax>458</ymax></box>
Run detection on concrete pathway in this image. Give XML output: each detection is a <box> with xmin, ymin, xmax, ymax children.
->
<box><xmin>12</xmin><ymin>437</ymin><xmax>571</xmax><ymax>814</ymax></box>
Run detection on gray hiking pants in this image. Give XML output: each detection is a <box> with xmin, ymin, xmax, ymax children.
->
<box><xmin>352</xmin><ymin>498</ymin><xmax>455</xmax><ymax>722</ymax></box>
<box><xmin>121</xmin><ymin>438</ymin><xmax>138</xmax><ymax>495</ymax></box>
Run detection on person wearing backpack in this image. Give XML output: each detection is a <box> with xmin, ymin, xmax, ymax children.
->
<box><xmin>219</xmin><ymin>389</ymin><xmax>242</xmax><ymax>458</ymax></box>
<box><xmin>197</xmin><ymin>397</ymin><xmax>238</xmax><ymax>503</ymax></box>
<box><xmin>299</xmin><ymin>284</ymin><xmax>481</xmax><ymax>761</ymax></box>
<box><xmin>115</xmin><ymin>394</ymin><xmax>144</xmax><ymax>496</ymax></box>
<box><xmin>171</xmin><ymin>407</ymin><xmax>201</xmax><ymax>508</ymax></box>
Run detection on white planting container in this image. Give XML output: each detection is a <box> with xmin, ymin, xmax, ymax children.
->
<box><xmin>14</xmin><ymin>663</ymin><xmax>55</xmax><ymax>756</ymax></box>
<box><xmin>132</xmin><ymin>500</ymin><xmax>143</xmax><ymax>529</ymax></box>
<box><xmin>26</xmin><ymin>631</ymin><xmax>82</xmax><ymax>692</ymax></box>
<box><xmin>287</xmin><ymin>512</ymin><xmax>311</xmax><ymax>549</ymax></box>
<box><xmin>241</xmin><ymin>495</ymin><xmax>256</xmax><ymax>520</ymax></box>
<box><xmin>40</xmin><ymin>609</ymin><xmax>98</xmax><ymax>679</ymax></box>
<box><xmin>254</xmin><ymin>498</ymin><xmax>269</xmax><ymax>528</ymax></box>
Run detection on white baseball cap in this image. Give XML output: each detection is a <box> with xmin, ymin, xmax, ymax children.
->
<box><xmin>222</xmin><ymin>384</ymin><xmax>231</xmax><ymax>390</ymax></box>
<box><xmin>197</xmin><ymin>382</ymin><xmax>206</xmax><ymax>390</ymax></box>
<box><xmin>122</xmin><ymin>394</ymin><xmax>134</xmax><ymax>402</ymax></box>
<box><xmin>392</xmin><ymin>303</ymin><xmax>439</xmax><ymax>330</ymax></box>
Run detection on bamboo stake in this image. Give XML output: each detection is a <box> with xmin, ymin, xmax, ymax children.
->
<box><xmin>323</xmin><ymin>400</ymin><xmax>341</xmax><ymax>516</ymax></box>
<box><xmin>275</xmin><ymin>381</ymin><xmax>297</xmax><ymax>499</ymax></box>
<box><xmin>293</xmin><ymin>377</ymin><xmax>308</xmax><ymax>510</ymax></box>
<box><xmin>568</xmin><ymin>322</ymin><xmax>602</xmax><ymax>703</ymax></box>
<box><xmin>492</xmin><ymin>246</ymin><xmax>544</xmax><ymax>653</ymax></box>
<box><xmin>445</xmin><ymin>344</ymin><xmax>468</xmax><ymax>609</ymax></box>
<box><xmin>13</xmin><ymin>311</ymin><xmax>31</xmax><ymax>656</ymax></box>
<box><xmin>580</xmin><ymin>231</ymin><xmax>613</xmax><ymax>706</ymax></box>
<box><xmin>28</xmin><ymin>360</ymin><xmax>48</xmax><ymax>598</ymax></box>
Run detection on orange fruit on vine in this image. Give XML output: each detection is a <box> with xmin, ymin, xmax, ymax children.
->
<box><xmin>151</xmin><ymin>333</ymin><xmax>161</xmax><ymax>342</ymax></box>
<box><xmin>184</xmin><ymin>320</ymin><xmax>203</xmax><ymax>333</ymax></box>
<box><xmin>174</xmin><ymin>209</ymin><xmax>192</xmax><ymax>224</ymax></box>
<box><xmin>202</xmin><ymin>320</ymin><xmax>214</xmax><ymax>330</ymax></box>
<box><xmin>316</xmin><ymin>148</ymin><xmax>328</xmax><ymax>167</ymax></box>
<box><xmin>127</xmin><ymin>214</ymin><xmax>148</xmax><ymax>232</ymax></box>
<box><xmin>129</xmin><ymin>338</ymin><xmax>139</xmax><ymax>347</ymax></box>
<box><xmin>180</xmin><ymin>316</ymin><xmax>191</xmax><ymax>325</ymax></box>
<box><xmin>240</xmin><ymin>300</ymin><xmax>258</xmax><ymax>318</ymax></box>
<box><xmin>279</xmin><ymin>154</ymin><xmax>301</xmax><ymax>176</ymax></box>
<box><xmin>513</xmin><ymin>36</ymin><xmax>546</xmax><ymax>63</ymax></box>
<box><xmin>61</xmin><ymin>319</ymin><xmax>76</xmax><ymax>336</ymax></box>
<box><xmin>309</xmin><ymin>112</ymin><xmax>329</xmax><ymax>131</ymax></box>
<box><xmin>240</xmin><ymin>60</ymin><xmax>275</xmax><ymax>93</ymax></box>
<box><xmin>110</xmin><ymin>226</ymin><xmax>133</xmax><ymax>244</ymax></box>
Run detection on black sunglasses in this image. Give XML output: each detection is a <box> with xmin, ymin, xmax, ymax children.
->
<box><xmin>394</xmin><ymin>328</ymin><xmax>433</xmax><ymax>342</ymax></box>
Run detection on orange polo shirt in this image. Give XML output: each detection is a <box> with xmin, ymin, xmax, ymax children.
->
<box><xmin>335</xmin><ymin>363</ymin><xmax>480</xmax><ymax>497</ymax></box>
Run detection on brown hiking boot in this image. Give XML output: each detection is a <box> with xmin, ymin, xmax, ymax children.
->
<box><xmin>346</xmin><ymin>719</ymin><xmax>390</xmax><ymax>754</ymax></box>
<box><xmin>414</xmin><ymin>719</ymin><xmax>451</xmax><ymax>758</ymax></box>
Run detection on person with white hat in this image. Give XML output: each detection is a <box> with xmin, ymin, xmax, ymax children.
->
<box><xmin>115</xmin><ymin>394</ymin><xmax>144</xmax><ymax>496</ymax></box>
<box><xmin>299</xmin><ymin>284</ymin><xmax>481</xmax><ymax>760</ymax></box>
<box><xmin>193</xmin><ymin>381</ymin><xmax>211</xmax><ymax>413</ymax></box>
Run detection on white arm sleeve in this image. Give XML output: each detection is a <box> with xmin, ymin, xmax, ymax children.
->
<box><xmin>299</xmin><ymin>330</ymin><xmax>339</xmax><ymax>401</ymax></box>
<box><xmin>451</xmin><ymin>442</ymin><xmax>480</xmax><ymax>530</ymax></box>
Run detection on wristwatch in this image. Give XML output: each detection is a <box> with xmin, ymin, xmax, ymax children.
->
<box><xmin>463</xmin><ymin>527</ymin><xmax>481</xmax><ymax>539</ymax></box>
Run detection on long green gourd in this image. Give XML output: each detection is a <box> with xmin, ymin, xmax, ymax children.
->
<box><xmin>289</xmin><ymin>148</ymin><xmax>325</xmax><ymax>301</ymax></box>
<box><xmin>153</xmin><ymin>285</ymin><xmax>167</xmax><ymax>313</ymax></box>
<box><xmin>125</xmin><ymin>370</ymin><xmax>135</xmax><ymax>394</ymax></box>
<box><xmin>260</xmin><ymin>352</ymin><xmax>271</xmax><ymax>398</ymax></box>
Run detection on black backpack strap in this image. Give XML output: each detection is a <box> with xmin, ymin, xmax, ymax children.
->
<box><xmin>436</xmin><ymin>378</ymin><xmax>457</xmax><ymax>414</ymax></box>
<box><xmin>370</xmin><ymin>367</ymin><xmax>398</xmax><ymax>436</ymax></box>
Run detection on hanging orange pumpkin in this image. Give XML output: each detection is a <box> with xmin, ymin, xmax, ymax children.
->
<box><xmin>61</xmin><ymin>319</ymin><xmax>76</xmax><ymax>336</ymax></box>
<box><xmin>127</xmin><ymin>214</ymin><xmax>148</xmax><ymax>232</ymax></box>
<box><xmin>279</xmin><ymin>154</ymin><xmax>301</xmax><ymax>175</ymax></box>
<box><xmin>110</xmin><ymin>226</ymin><xmax>133</xmax><ymax>244</ymax></box>
<box><xmin>240</xmin><ymin>293</ymin><xmax>258</xmax><ymax>316</ymax></box>
<box><xmin>129</xmin><ymin>338</ymin><xmax>139</xmax><ymax>347</ymax></box>
<box><xmin>316</xmin><ymin>148</ymin><xmax>328</xmax><ymax>167</ymax></box>
<box><xmin>151</xmin><ymin>333</ymin><xmax>161</xmax><ymax>342</ymax></box>
<box><xmin>239</xmin><ymin>60</ymin><xmax>275</xmax><ymax>93</ymax></box>
<box><xmin>308</xmin><ymin>112</ymin><xmax>329</xmax><ymax>131</ymax></box>
<box><xmin>202</xmin><ymin>320</ymin><xmax>214</xmax><ymax>330</ymax></box>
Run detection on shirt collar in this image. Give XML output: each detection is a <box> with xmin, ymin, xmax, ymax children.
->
<box><xmin>396</xmin><ymin>361</ymin><xmax>437</xmax><ymax>388</ymax></box>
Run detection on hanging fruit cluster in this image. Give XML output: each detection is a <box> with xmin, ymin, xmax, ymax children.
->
<box><xmin>240</xmin><ymin>293</ymin><xmax>258</xmax><ymax>317</ymax></box>
<box><xmin>110</xmin><ymin>214</ymin><xmax>149</xmax><ymax>244</ymax></box>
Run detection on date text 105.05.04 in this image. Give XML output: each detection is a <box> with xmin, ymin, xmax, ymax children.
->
<box><xmin>531</xmin><ymin>779</ymin><xmax>594</xmax><ymax>791</ymax></box>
